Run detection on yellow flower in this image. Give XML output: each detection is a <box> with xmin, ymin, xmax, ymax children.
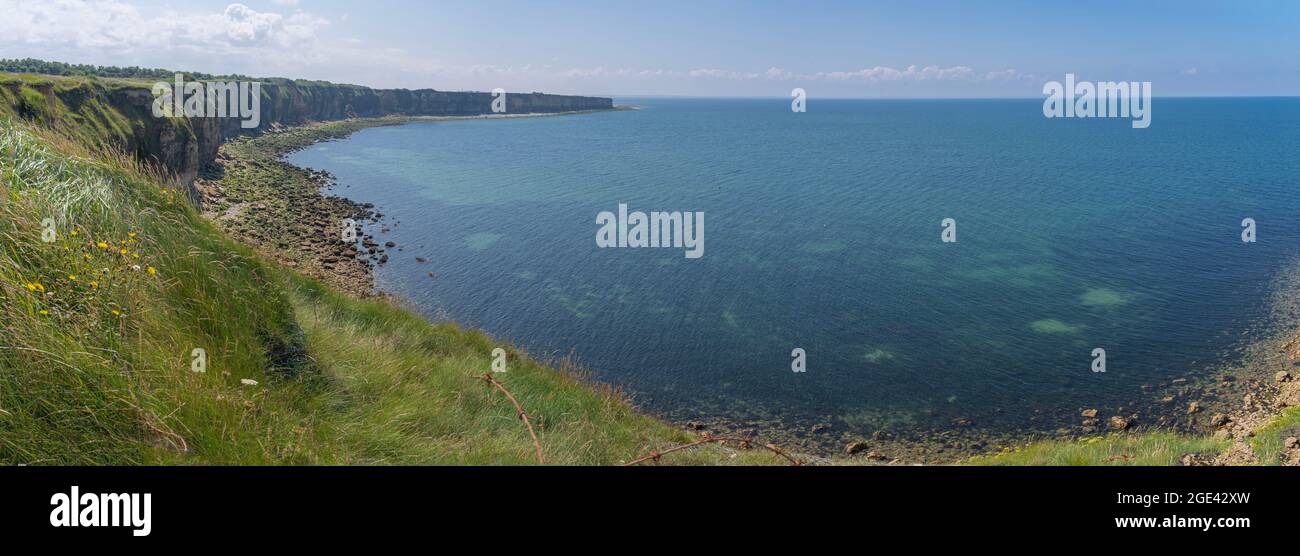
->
<box><xmin>119</xmin><ymin>248</ymin><xmax>128</xmax><ymax>255</ymax></box>
<box><xmin>24</xmin><ymin>282</ymin><xmax>36</xmax><ymax>292</ymax></box>
<box><xmin>111</xmin><ymin>309</ymin><xmax>121</xmax><ymax>316</ymax></box>
<box><xmin>70</xmin><ymin>230</ymin><xmax>78</xmax><ymax>237</ymax></box>
<box><xmin>147</xmin><ymin>266</ymin><xmax>157</xmax><ymax>275</ymax></box>
<box><xmin>129</xmin><ymin>232</ymin><xmax>137</xmax><ymax>238</ymax></box>
<box><xmin>97</xmin><ymin>242</ymin><xmax>108</xmax><ymax>249</ymax></box>
<box><xmin>90</xmin><ymin>281</ymin><xmax>99</xmax><ymax>289</ymax></box>
<box><xmin>34</xmin><ymin>283</ymin><xmax>44</xmax><ymax>292</ymax></box>
<box><xmin>67</xmin><ymin>275</ymin><xmax>77</xmax><ymax>281</ymax></box>
<box><xmin>39</xmin><ymin>310</ymin><xmax>48</xmax><ymax>315</ymax></box>
<box><xmin>132</xmin><ymin>252</ymin><xmax>140</xmax><ymax>258</ymax></box>
<box><xmin>83</xmin><ymin>253</ymin><xmax>92</xmax><ymax>260</ymax></box>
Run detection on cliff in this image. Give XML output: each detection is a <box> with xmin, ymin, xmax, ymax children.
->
<box><xmin>0</xmin><ymin>73</ymin><xmax>613</xmax><ymax>194</ymax></box>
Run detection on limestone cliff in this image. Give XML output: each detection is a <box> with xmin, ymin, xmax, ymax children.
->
<box><xmin>1</xmin><ymin>73</ymin><xmax>614</xmax><ymax>196</ymax></box>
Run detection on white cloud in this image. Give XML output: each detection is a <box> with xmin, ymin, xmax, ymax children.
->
<box><xmin>762</xmin><ymin>67</ymin><xmax>796</xmax><ymax>80</ymax></box>
<box><xmin>0</xmin><ymin>1</ymin><xmax>326</xmax><ymax>52</ymax></box>
<box><xmin>688</xmin><ymin>68</ymin><xmax>757</xmax><ymax>79</ymax></box>
<box><xmin>1183</xmin><ymin>67</ymin><xmax>1199</xmax><ymax>76</ymax></box>
<box><xmin>678</xmin><ymin>64</ymin><xmax>995</xmax><ymax>83</ymax></box>
<box><xmin>983</xmin><ymin>68</ymin><xmax>1036</xmax><ymax>81</ymax></box>
<box><xmin>820</xmin><ymin>65</ymin><xmax>975</xmax><ymax>81</ymax></box>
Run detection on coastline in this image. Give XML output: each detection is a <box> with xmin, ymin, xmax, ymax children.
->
<box><xmin>196</xmin><ymin>110</ymin><xmax>630</xmax><ymax>298</ymax></box>
<box><xmin>201</xmin><ymin>111</ymin><xmax>1300</xmax><ymax>465</ymax></box>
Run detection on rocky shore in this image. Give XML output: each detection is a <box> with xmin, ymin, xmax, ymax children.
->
<box><xmin>196</xmin><ymin>119</ymin><xmax>396</xmax><ymax>295</ymax></box>
<box><xmin>197</xmin><ymin>111</ymin><xmax>625</xmax><ymax>296</ymax></box>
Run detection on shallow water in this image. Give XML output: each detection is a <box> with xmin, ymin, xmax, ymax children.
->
<box><xmin>288</xmin><ymin>98</ymin><xmax>1300</xmax><ymax>437</ymax></box>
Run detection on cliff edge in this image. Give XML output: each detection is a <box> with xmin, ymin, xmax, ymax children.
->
<box><xmin>0</xmin><ymin>71</ymin><xmax>613</xmax><ymax>195</ymax></box>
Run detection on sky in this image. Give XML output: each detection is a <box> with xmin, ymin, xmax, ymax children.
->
<box><xmin>1</xmin><ymin>0</ymin><xmax>1297</xmax><ymax>97</ymax></box>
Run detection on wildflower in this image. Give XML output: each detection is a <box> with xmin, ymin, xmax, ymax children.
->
<box><xmin>131</xmin><ymin>265</ymin><xmax>141</xmax><ymax>272</ymax></box>
<box><xmin>70</xmin><ymin>229</ymin><xmax>78</xmax><ymax>237</ymax></box>
<box><xmin>129</xmin><ymin>232</ymin><xmax>137</xmax><ymax>239</ymax></box>
<box><xmin>97</xmin><ymin>242</ymin><xmax>108</xmax><ymax>249</ymax></box>
<box><xmin>146</xmin><ymin>266</ymin><xmax>157</xmax><ymax>275</ymax></box>
<box><xmin>240</xmin><ymin>379</ymin><xmax>259</xmax><ymax>386</ymax></box>
<box><xmin>67</xmin><ymin>275</ymin><xmax>76</xmax><ymax>281</ymax></box>
<box><xmin>24</xmin><ymin>282</ymin><xmax>36</xmax><ymax>292</ymax></box>
<box><xmin>119</xmin><ymin>248</ymin><xmax>127</xmax><ymax>255</ymax></box>
<box><xmin>83</xmin><ymin>253</ymin><xmax>92</xmax><ymax>260</ymax></box>
<box><xmin>90</xmin><ymin>281</ymin><xmax>98</xmax><ymax>289</ymax></box>
<box><xmin>111</xmin><ymin>309</ymin><xmax>121</xmax><ymax>316</ymax></box>
<box><xmin>39</xmin><ymin>310</ymin><xmax>48</xmax><ymax>315</ymax></box>
<box><xmin>132</xmin><ymin>252</ymin><xmax>139</xmax><ymax>258</ymax></box>
<box><xmin>34</xmin><ymin>283</ymin><xmax>44</xmax><ymax>292</ymax></box>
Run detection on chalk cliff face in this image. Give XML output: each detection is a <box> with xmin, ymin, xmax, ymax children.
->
<box><xmin>134</xmin><ymin>81</ymin><xmax>612</xmax><ymax>188</ymax></box>
<box><xmin>1</xmin><ymin>74</ymin><xmax>614</xmax><ymax>195</ymax></box>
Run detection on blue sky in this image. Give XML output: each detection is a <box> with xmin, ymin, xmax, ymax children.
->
<box><xmin>2</xmin><ymin>0</ymin><xmax>1297</xmax><ymax>97</ymax></box>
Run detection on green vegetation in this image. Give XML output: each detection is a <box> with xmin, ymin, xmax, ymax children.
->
<box><xmin>0</xmin><ymin>57</ymin><xmax>241</xmax><ymax>81</ymax></box>
<box><xmin>0</xmin><ymin>72</ymin><xmax>147</xmax><ymax>150</ymax></box>
<box><xmin>1250</xmin><ymin>407</ymin><xmax>1300</xmax><ymax>465</ymax></box>
<box><xmin>0</xmin><ymin>119</ymin><xmax>785</xmax><ymax>465</ymax></box>
<box><xmin>1</xmin><ymin>57</ymin><xmax>388</xmax><ymax>94</ymax></box>
<box><xmin>289</xmin><ymin>274</ymin><xmax>781</xmax><ymax>464</ymax></box>
<box><xmin>970</xmin><ymin>433</ymin><xmax>1230</xmax><ymax>466</ymax></box>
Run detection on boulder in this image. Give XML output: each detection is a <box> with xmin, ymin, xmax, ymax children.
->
<box><xmin>845</xmin><ymin>441</ymin><xmax>870</xmax><ymax>455</ymax></box>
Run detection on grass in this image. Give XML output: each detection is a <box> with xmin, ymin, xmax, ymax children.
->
<box><xmin>968</xmin><ymin>433</ymin><xmax>1231</xmax><ymax>466</ymax></box>
<box><xmin>0</xmin><ymin>118</ymin><xmax>783</xmax><ymax>465</ymax></box>
<box><xmin>287</xmin><ymin>274</ymin><xmax>781</xmax><ymax>465</ymax></box>
<box><xmin>1250</xmin><ymin>407</ymin><xmax>1300</xmax><ymax>465</ymax></box>
<box><xmin>0</xmin><ymin>121</ymin><xmax>308</xmax><ymax>464</ymax></box>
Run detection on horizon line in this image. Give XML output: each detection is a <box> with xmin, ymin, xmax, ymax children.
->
<box><xmin>604</xmin><ymin>94</ymin><xmax>1300</xmax><ymax>101</ymax></box>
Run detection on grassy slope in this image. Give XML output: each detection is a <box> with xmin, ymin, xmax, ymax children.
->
<box><xmin>0</xmin><ymin>116</ymin><xmax>790</xmax><ymax>465</ymax></box>
<box><xmin>1250</xmin><ymin>407</ymin><xmax>1300</xmax><ymax>465</ymax></box>
<box><xmin>970</xmin><ymin>433</ymin><xmax>1230</xmax><ymax>466</ymax></box>
<box><xmin>289</xmin><ymin>275</ymin><xmax>786</xmax><ymax>464</ymax></box>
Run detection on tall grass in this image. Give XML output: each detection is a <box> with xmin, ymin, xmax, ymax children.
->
<box><xmin>285</xmin><ymin>276</ymin><xmax>789</xmax><ymax>465</ymax></box>
<box><xmin>968</xmin><ymin>433</ymin><xmax>1230</xmax><ymax>466</ymax></box>
<box><xmin>1250</xmin><ymin>407</ymin><xmax>1300</xmax><ymax>465</ymax></box>
<box><xmin>0</xmin><ymin>121</ymin><xmax>314</xmax><ymax>464</ymax></box>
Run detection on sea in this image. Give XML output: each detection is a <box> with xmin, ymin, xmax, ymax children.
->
<box><xmin>287</xmin><ymin>97</ymin><xmax>1300</xmax><ymax>440</ymax></box>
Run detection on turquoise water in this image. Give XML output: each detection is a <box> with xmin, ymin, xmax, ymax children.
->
<box><xmin>289</xmin><ymin>98</ymin><xmax>1300</xmax><ymax>437</ymax></box>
